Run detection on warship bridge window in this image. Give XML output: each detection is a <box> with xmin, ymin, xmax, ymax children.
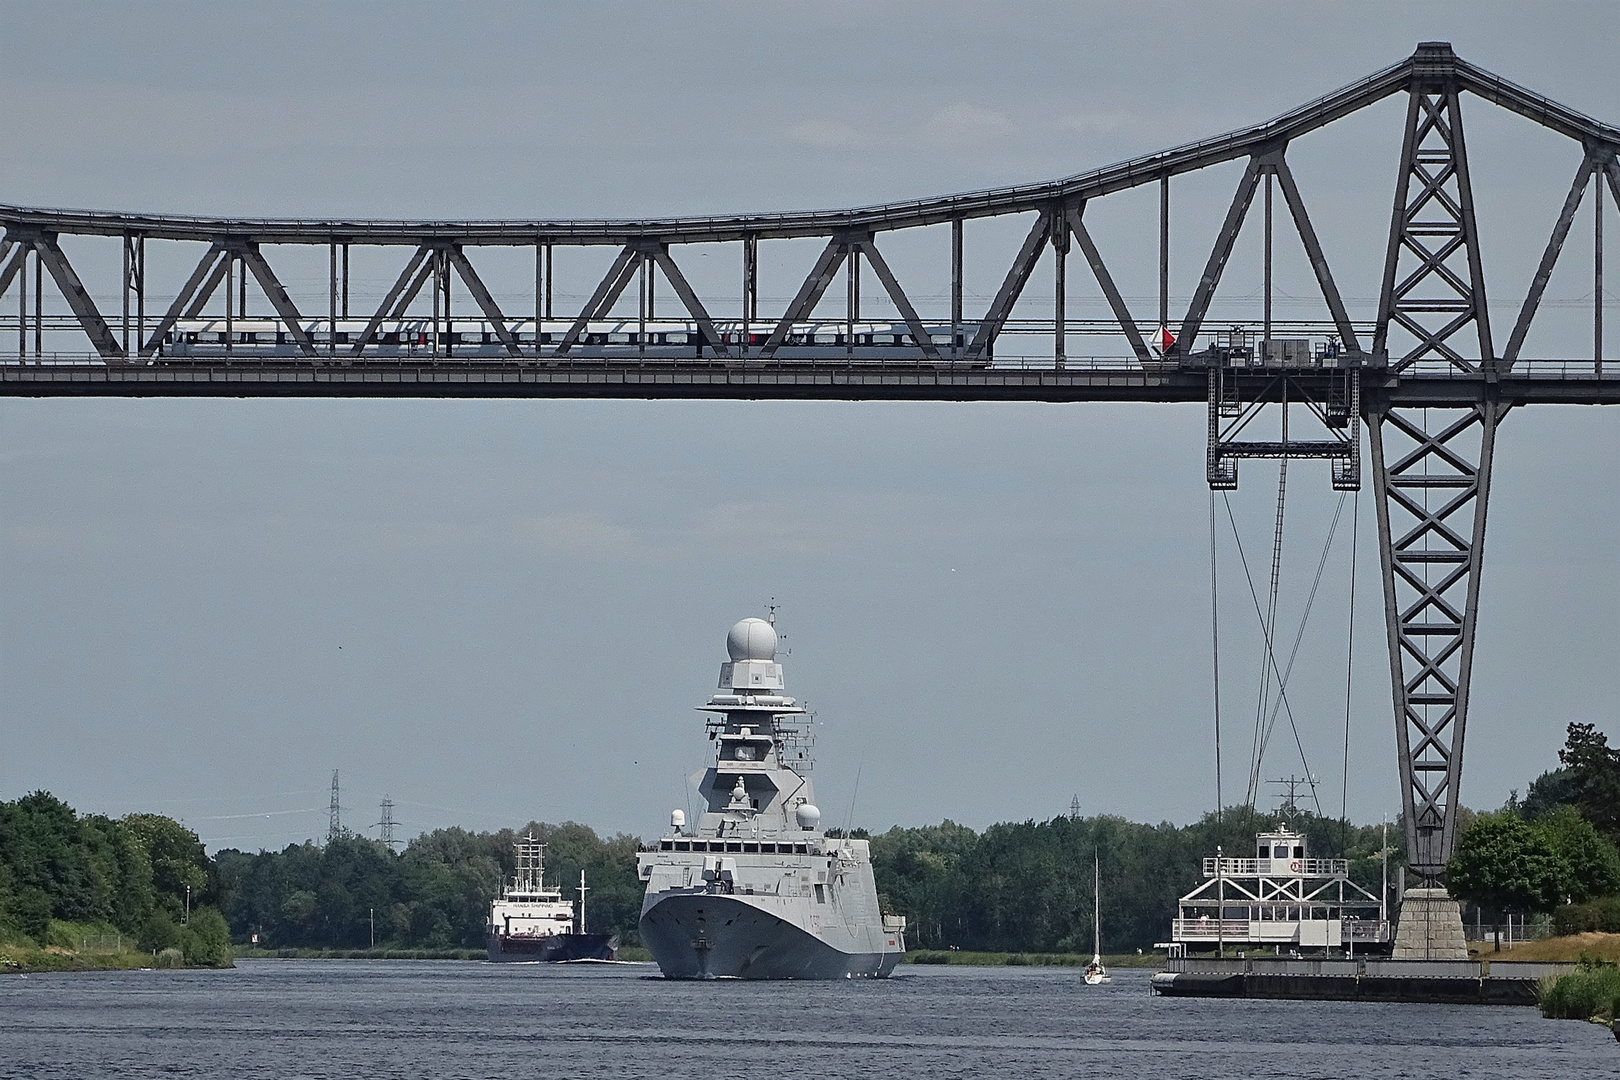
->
<box><xmin>660</xmin><ymin>840</ymin><xmax>673</xmax><ymax>851</ymax></box>
<box><xmin>674</xmin><ymin>841</ymin><xmax>691</xmax><ymax>851</ymax></box>
<box><xmin>794</xmin><ymin>844</ymin><xmax>808</xmax><ymax>855</ymax></box>
<box><xmin>744</xmin><ymin>843</ymin><xmax>759</xmax><ymax>853</ymax></box>
<box><xmin>725</xmin><ymin>842</ymin><xmax>742</xmax><ymax>853</ymax></box>
<box><xmin>814</xmin><ymin>885</ymin><xmax>826</xmax><ymax>904</ymax></box>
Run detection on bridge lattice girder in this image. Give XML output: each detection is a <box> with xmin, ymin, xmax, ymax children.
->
<box><xmin>3</xmin><ymin>41</ymin><xmax>1619</xmax><ymax>886</ymax></box>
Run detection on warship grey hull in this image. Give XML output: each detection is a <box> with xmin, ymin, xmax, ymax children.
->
<box><xmin>641</xmin><ymin>892</ymin><xmax>900</xmax><ymax>979</ymax></box>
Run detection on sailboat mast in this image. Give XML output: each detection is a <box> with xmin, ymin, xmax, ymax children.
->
<box><xmin>1093</xmin><ymin>852</ymin><xmax>1100</xmax><ymax>958</ymax></box>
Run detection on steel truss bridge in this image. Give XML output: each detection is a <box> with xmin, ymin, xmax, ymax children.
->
<box><xmin>3</xmin><ymin>42</ymin><xmax>1617</xmax><ymax>885</ymax></box>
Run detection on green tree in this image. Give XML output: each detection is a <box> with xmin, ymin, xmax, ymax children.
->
<box><xmin>1559</xmin><ymin>723</ymin><xmax>1620</xmax><ymax>842</ymax></box>
<box><xmin>123</xmin><ymin>814</ymin><xmax>208</xmax><ymax>922</ymax></box>
<box><xmin>1447</xmin><ymin>812</ymin><xmax>1569</xmax><ymax>949</ymax></box>
<box><xmin>1535</xmin><ymin>806</ymin><xmax>1620</xmax><ymax>903</ymax></box>
<box><xmin>1521</xmin><ymin>767</ymin><xmax>1576</xmax><ymax>820</ymax></box>
<box><xmin>179</xmin><ymin>907</ymin><xmax>233</xmax><ymax>967</ymax></box>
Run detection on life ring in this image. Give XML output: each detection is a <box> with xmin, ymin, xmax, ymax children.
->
<box><xmin>1289</xmin><ymin>860</ymin><xmax>1302</xmax><ymax>872</ymax></box>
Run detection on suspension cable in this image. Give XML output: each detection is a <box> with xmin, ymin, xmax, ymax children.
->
<box><xmin>1247</xmin><ymin>460</ymin><xmax>1289</xmax><ymax>805</ymax></box>
<box><xmin>1222</xmin><ymin>493</ymin><xmax>1319</xmax><ymax>812</ymax></box>
<box><xmin>1254</xmin><ymin>492</ymin><xmax>1348</xmax><ymax>784</ymax></box>
<box><xmin>1341</xmin><ymin>488</ymin><xmax>1361</xmax><ymax>854</ymax></box>
<box><xmin>1210</xmin><ymin>490</ymin><xmax>1223</xmax><ymax>820</ymax></box>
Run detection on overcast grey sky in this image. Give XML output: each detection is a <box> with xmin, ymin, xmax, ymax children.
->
<box><xmin>1</xmin><ymin>1</ymin><xmax>1616</xmax><ymax>850</ymax></box>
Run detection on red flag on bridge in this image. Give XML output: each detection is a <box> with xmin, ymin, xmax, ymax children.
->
<box><xmin>1159</xmin><ymin>326</ymin><xmax>1176</xmax><ymax>353</ymax></box>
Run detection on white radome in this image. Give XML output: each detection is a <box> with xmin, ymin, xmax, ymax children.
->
<box><xmin>726</xmin><ymin>617</ymin><xmax>778</xmax><ymax>662</ymax></box>
<box><xmin>795</xmin><ymin>804</ymin><xmax>822</xmax><ymax>830</ymax></box>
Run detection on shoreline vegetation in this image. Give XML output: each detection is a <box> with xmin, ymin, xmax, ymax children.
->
<box><xmin>1538</xmin><ymin>956</ymin><xmax>1620</xmax><ymax>1038</ymax></box>
<box><xmin>5</xmin><ymin>724</ymin><xmax>1617</xmax><ymax>979</ymax></box>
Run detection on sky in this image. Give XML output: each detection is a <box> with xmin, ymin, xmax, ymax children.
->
<box><xmin>1</xmin><ymin>1</ymin><xmax>1616</xmax><ymax>851</ymax></box>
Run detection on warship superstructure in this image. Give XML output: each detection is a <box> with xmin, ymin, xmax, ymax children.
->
<box><xmin>636</xmin><ymin>616</ymin><xmax>906</xmax><ymax>978</ymax></box>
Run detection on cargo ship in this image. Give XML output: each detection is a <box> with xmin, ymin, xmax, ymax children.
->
<box><xmin>486</xmin><ymin>835</ymin><xmax>617</xmax><ymax>962</ymax></box>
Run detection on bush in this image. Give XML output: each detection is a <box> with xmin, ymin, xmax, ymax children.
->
<box><xmin>179</xmin><ymin>908</ymin><xmax>232</xmax><ymax>968</ymax></box>
<box><xmin>153</xmin><ymin>947</ymin><xmax>184</xmax><ymax>969</ymax></box>
<box><xmin>1539</xmin><ymin>959</ymin><xmax>1620</xmax><ymax>1020</ymax></box>
<box><xmin>138</xmin><ymin>911</ymin><xmax>181</xmax><ymax>954</ymax></box>
<box><xmin>1553</xmin><ymin>896</ymin><xmax>1620</xmax><ymax>935</ymax></box>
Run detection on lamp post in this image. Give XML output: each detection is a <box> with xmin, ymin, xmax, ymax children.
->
<box><xmin>370</xmin><ymin>908</ymin><xmax>375</xmax><ymax>950</ymax></box>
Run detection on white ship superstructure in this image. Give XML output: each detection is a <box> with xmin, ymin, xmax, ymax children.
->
<box><xmin>1171</xmin><ymin>825</ymin><xmax>1393</xmax><ymax>954</ymax></box>
<box><xmin>636</xmin><ymin>616</ymin><xmax>906</xmax><ymax>979</ymax></box>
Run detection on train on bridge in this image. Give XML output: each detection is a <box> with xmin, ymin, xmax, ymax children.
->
<box><xmin>154</xmin><ymin>318</ymin><xmax>981</xmax><ymax>362</ymax></box>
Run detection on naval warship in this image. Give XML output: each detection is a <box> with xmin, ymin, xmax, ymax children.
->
<box><xmin>636</xmin><ymin>615</ymin><xmax>907</xmax><ymax>978</ymax></box>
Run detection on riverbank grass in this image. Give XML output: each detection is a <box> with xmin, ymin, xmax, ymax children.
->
<box><xmin>1</xmin><ymin>918</ymin><xmax>233</xmax><ymax>974</ymax></box>
<box><xmin>1538</xmin><ymin>957</ymin><xmax>1620</xmax><ymax>1033</ymax></box>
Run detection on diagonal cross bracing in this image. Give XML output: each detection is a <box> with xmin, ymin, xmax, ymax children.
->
<box><xmin>1178</xmin><ymin>156</ymin><xmax>1264</xmax><ymax>353</ymax></box>
<box><xmin>761</xmin><ymin>237</ymin><xmax>847</xmax><ymax>358</ymax></box>
<box><xmin>557</xmin><ymin>245</ymin><xmax>639</xmax><ymax>355</ymax></box>
<box><xmin>1371</xmin><ymin>402</ymin><xmax>1500</xmax><ymax>880</ymax></box>
<box><xmin>446</xmin><ymin>247</ymin><xmax>520</xmax><ymax>356</ymax></box>
<box><xmin>966</xmin><ymin>211</ymin><xmax>1052</xmax><ymax>361</ymax></box>
<box><xmin>353</xmin><ymin>246</ymin><xmax>430</xmax><ymax>353</ymax></box>
<box><xmin>1503</xmin><ymin>148</ymin><xmax>1613</xmax><ymax>368</ymax></box>
<box><xmin>1374</xmin><ymin>83</ymin><xmax>1493</xmax><ymax>374</ymax></box>
<box><xmin>648</xmin><ymin>245</ymin><xmax>729</xmax><ymax>358</ymax></box>
<box><xmin>142</xmin><ymin>243</ymin><xmax>226</xmax><ymax>356</ymax></box>
<box><xmin>853</xmin><ymin>236</ymin><xmax>939</xmax><ymax>360</ymax></box>
<box><xmin>1064</xmin><ymin>206</ymin><xmax>1151</xmax><ymax>363</ymax></box>
<box><xmin>32</xmin><ymin>234</ymin><xmax>124</xmax><ymax>360</ymax></box>
<box><xmin>237</xmin><ymin>243</ymin><xmax>316</xmax><ymax>356</ymax></box>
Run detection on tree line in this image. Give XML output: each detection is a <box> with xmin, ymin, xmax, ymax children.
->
<box><xmin>0</xmin><ymin>792</ymin><xmax>230</xmax><ymax>965</ymax></box>
<box><xmin>5</xmin><ymin>721</ymin><xmax>1614</xmax><ymax>957</ymax></box>
<box><xmin>1447</xmin><ymin>722</ymin><xmax>1620</xmax><ymax>942</ymax></box>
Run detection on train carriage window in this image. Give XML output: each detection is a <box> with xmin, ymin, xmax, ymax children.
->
<box><xmin>335</xmin><ymin>332</ymin><xmax>350</xmax><ymax>344</ymax></box>
<box><xmin>383</xmin><ymin>332</ymin><xmax>400</xmax><ymax>345</ymax></box>
<box><xmin>481</xmin><ymin>331</ymin><xmax>491</xmax><ymax>344</ymax></box>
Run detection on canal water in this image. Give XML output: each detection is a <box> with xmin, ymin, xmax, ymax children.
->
<box><xmin>0</xmin><ymin>960</ymin><xmax>1609</xmax><ymax>1078</ymax></box>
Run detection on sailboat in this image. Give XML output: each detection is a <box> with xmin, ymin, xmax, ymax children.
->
<box><xmin>1083</xmin><ymin>852</ymin><xmax>1110</xmax><ymax>985</ymax></box>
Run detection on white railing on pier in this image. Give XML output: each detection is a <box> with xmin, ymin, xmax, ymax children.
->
<box><xmin>1201</xmin><ymin>857</ymin><xmax>1347</xmax><ymax>877</ymax></box>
